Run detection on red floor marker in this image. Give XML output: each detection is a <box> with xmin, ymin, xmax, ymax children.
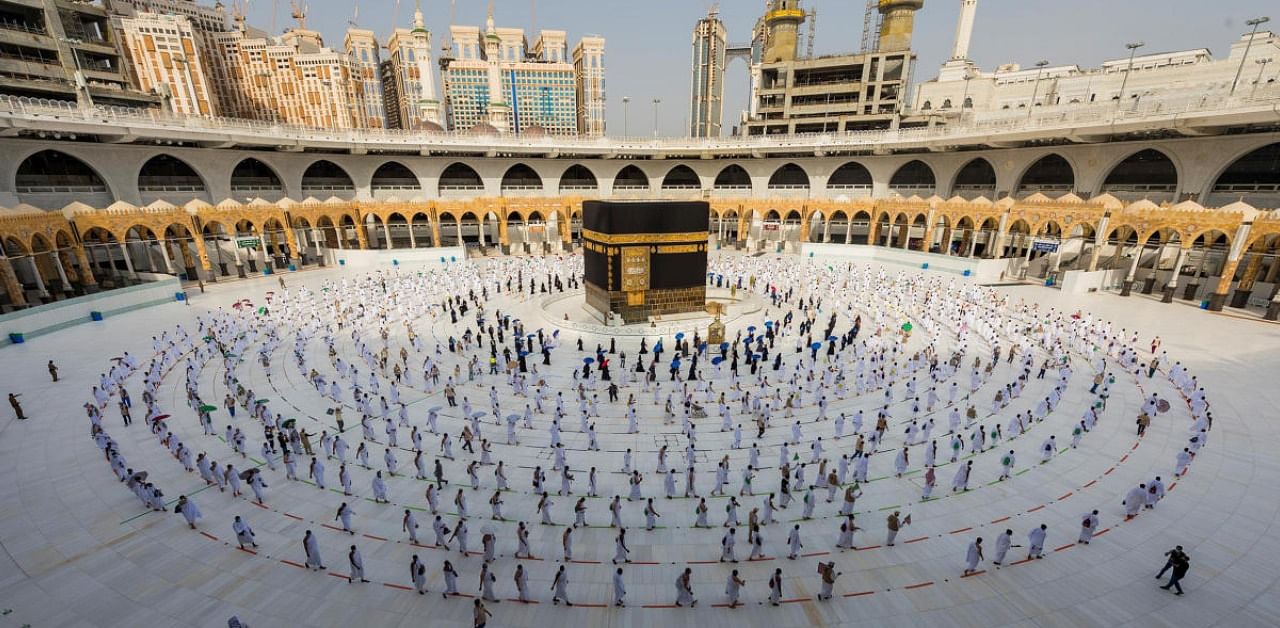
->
<box><xmin>1082</xmin><ymin>480</ymin><xmax>1097</xmax><ymax>488</ymax></box>
<box><xmin>1053</xmin><ymin>543</ymin><xmax>1075</xmax><ymax>552</ymax></box>
<box><xmin>1027</xmin><ymin>505</ymin><xmax>1045</xmax><ymax>513</ymax></box>
<box><xmin>1104</xmin><ymin>467</ymin><xmax>1115</xmax><ymax>475</ymax></box>
<box><xmin>642</xmin><ymin>604</ymin><xmax>678</xmax><ymax>608</ymax></box>
<box><xmin>854</xmin><ymin>545</ymin><xmax>882</xmax><ymax>551</ymax></box>
<box><xmin>362</xmin><ymin>533</ymin><xmax>387</xmax><ymax>541</ymax></box>
<box><xmin>1010</xmin><ymin>557</ymin><xmax>1034</xmax><ymax>566</ymax></box>
<box><xmin>383</xmin><ymin>583</ymin><xmax>412</xmax><ymax>591</ymax></box>
<box><xmin>949</xmin><ymin>527</ymin><xmax>972</xmax><ymax>534</ymax></box>
<box><xmin>904</xmin><ymin>536</ymin><xmax>929</xmax><ymax>544</ymax></box>
<box><xmin>200</xmin><ymin>532</ymin><xmax>219</xmax><ymax>541</ymax></box>
<box><xmin>569</xmin><ymin>560</ymin><xmax>601</xmax><ymax>564</ymax></box>
<box><xmin>236</xmin><ymin>547</ymin><xmax>258</xmax><ymax>555</ymax></box>
<box><xmin>279</xmin><ymin>559</ymin><xmax>305</xmax><ymax>568</ymax></box>
<box><xmin>781</xmin><ymin>597</ymin><xmax>811</xmax><ymax>603</ymax></box>
<box><xmin>283</xmin><ymin>512</ymin><xmax>304</xmax><ymax>520</ymax></box>
<box><xmin>1057</xmin><ymin>492</ymin><xmax>1073</xmax><ymax>500</ymax></box>
<box><xmin>1094</xmin><ymin>528</ymin><xmax>1111</xmax><ymax>537</ymax></box>
<box><xmin>960</xmin><ymin>570</ymin><xmax>986</xmax><ymax>578</ymax></box>
<box><xmin>990</xmin><ymin>516</ymin><xmax>1011</xmax><ymax>524</ymax></box>
<box><xmin>903</xmin><ymin>581</ymin><xmax>934</xmax><ymax>590</ymax></box>
<box><xmin>801</xmin><ymin>551</ymin><xmax>830</xmax><ymax>557</ymax></box>
<box><xmin>843</xmin><ymin>591</ymin><xmax>875</xmax><ymax>597</ymax></box>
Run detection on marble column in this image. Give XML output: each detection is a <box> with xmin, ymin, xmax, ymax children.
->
<box><xmin>1163</xmin><ymin>243</ymin><xmax>1189</xmax><ymax>303</ymax></box>
<box><xmin>27</xmin><ymin>257</ymin><xmax>49</xmax><ymax>298</ymax></box>
<box><xmin>0</xmin><ymin>255</ymin><xmax>26</xmax><ymax>306</ymax></box>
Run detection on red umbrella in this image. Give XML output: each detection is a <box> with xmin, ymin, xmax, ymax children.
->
<box><xmin>152</xmin><ymin>414</ymin><xmax>171</xmax><ymax>422</ymax></box>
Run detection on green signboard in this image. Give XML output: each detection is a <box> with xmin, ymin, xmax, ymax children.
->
<box><xmin>236</xmin><ymin>238</ymin><xmax>261</xmax><ymax>249</ymax></box>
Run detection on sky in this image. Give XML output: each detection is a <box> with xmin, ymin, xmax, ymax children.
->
<box><xmin>242</xmin><ymin>0</ymin><xmax>1276</xmax><ymax>136</ymax></box>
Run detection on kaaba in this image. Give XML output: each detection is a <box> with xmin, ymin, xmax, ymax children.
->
<box><xmin>583</xmin><ymin>200</ymin><xmax>709</xmax><ymax>324</ymax></box>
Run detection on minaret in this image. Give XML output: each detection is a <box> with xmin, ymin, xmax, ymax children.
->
<box><xmin>411</xmin><ymin>0</ymin><xmax>442</xmax><ymax>125</ymax></box>
<box><xmin>483</xmin><ymin>1</ymin><xmax>510</xmax><ymax>132</ymax></box>
<box><xmin>951</xmin><ymin>0</ymin><xmax>978</xmax><ymax>60</ymax></box>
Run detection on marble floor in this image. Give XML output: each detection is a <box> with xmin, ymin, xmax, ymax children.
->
<box><xmin>0</xmin><ymin>252</ymin><xmax>1278</xmax><ymax>628</ymax></box>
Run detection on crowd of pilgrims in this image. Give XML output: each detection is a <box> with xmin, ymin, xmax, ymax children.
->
<box><xmin>85</xmin><ymin>252</ymin><xmax>1212</xmax><ymax>608</ymax></box>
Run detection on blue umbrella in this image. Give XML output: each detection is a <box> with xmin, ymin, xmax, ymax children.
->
<box><xmin>828</xmin><ymin>336</ymin><xmax>837</xmax><ymax>342</ymax></box>
<box><xmin>811</xmin><ymin>342</ymin><xmax>822</xmax><ymax>351</ymax></box>
<box><xmin>675</xmin><ymin>332</ymin><xmax>685</xmax><ymax>341</ymax></box>
<box><xmin>742</xmin><ymin>338</ymin><xmax>752</xmax><ymax>346</ymax></box>
<box><xmin>519</xmin><ymin>351</ymin><xmax>529</xmax><ymax>357</ymax></box>
<box><xmin>719</xmin><ymin>342</ymin><xmax>729</xmax><ymax>351</ymax></box>
<box><xmin>712</xmin><ymin>356</ymin><xmax>724</xmax><ymax>365</ymax></box>
<box><xmin>583</xmin><ymin>357</ymin><xmax>594</xmax><ymax>364</ymax></box>
<box><xmin>764</xmin><ymin>321</ymin><xmax>773</xmax><ymax>328</ymax></box>
<box><xmin>747</xmin><ymin>326</ymin><xmax>756</xmax><ymax>333</ymax></box>
<box><xmin>698</xmin><ymin>342</ymin><xmax>707</xmax><ymax>351</ymax></box>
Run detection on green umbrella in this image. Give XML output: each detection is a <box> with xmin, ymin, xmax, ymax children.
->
<box><xmin>255</xmin><ymin>398</ymin><xmax>269</xmax><ymax>405</ymax></box>
<box><xmin>282</xmin><ymin>418</ymin><xmax>296</xmax><ymax>429</ymax></box>
<box><xmin>202</xmin><ymin>336</ymin><xmax>214</xmax><ymax>342</ymax></box>
<box><xmin>901</xmin><ymin>322</ymin><xmax>913</xmax><ymax>332</ymax></box>
<box><xmin>199</xmin><ymin>404</ymin><xmax>217</xmax><ymax>412</ymax></box>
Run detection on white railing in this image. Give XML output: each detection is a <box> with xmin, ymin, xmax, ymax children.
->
<box><xmin>1</xmin><ymin>84</ymin><xmax>1279</xmax><ymax>154</ymax></box>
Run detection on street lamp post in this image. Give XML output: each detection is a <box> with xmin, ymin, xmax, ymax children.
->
<box><xmin>622</xmin><ymin>96</ymin><xmax>631</xmax><ymax>136</ymax></box>
<box><xmin>1115</xmin><ymin>42</ymin><xmax>1145</xmax><ymax>108</ymax></box>
<box><xmin>1252</xmin><ymin>57</ymin><xmax>1274</xmax><ymax>98</ymax></box>
<box><xmin>1231</xmin><ymin>16</ymin><xmax>1271</xmax><ymax>95</ymax></box>
<box><xmin>1027</xmin><ymin>60</ymin><xmax>1049</xmax><ymax>118</ymax></box>
<box><xmin>652</xmin><ymin>98</ymin><xmax>661</xmax><ymax>137</ymax></box>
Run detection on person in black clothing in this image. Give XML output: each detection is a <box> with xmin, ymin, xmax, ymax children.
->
<box><xmin>1157</xmin><ymin>545</ymin><xmax>1190</xmax><ymax>595</ymax></box>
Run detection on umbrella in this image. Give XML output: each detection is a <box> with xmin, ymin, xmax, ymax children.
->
<box><xmin>472</xmin><ymin>411</ymin><xmax>487</xmax><ymax>419</ymax></box>
<box><xmin>506</xmin><ymin>414</ymin><xmax>522</xmax><ymax>423</ymax></box>
<box><xmin>152</xmin><ymin>414</ymin><xmax>171</xmax><ymax>422</ymax></box>
<box><xmin>583</xmin><ymin>357</ymin><xmax>594</xmax><ymax>364</ymax></box>
<box><xmin>255</xmin><ymin>398</ymin><xmax>269</xmax><ymax>404</ymax></box>
<box><xmin>711</xmin><ymin>356</ymin><xmax>724</xmax><ymax>365</ymax></box>
<box><xmin>747</xmin><ymin>326</ymin><xmax>756</xmax><ymax>333</ymax></box>
<box><xmin>675</xmin><ymin>332</ymin><xmax>685</xmax><ymax>341</ymax></box>
<box><xmin>764</xmin><ymin>321</ymin><xmax>773</xmax><ymax>328</ymax></box>
<box><xmin>720</xmin><ymin>342</ymin><xmax>729</xmax><ymax>351</ymax></box>
<box><xmin>519</xmin><ymin>351</ymin><xmax>529</xmax><ymax>357</ymax></box>
<box><xmin>1156</xmin><ymin>399</ymin><xmax>1171</xmax><ymax>414</ymax></box>
<box><xmin>901</xmin><ymin>322</ymin><xmax>913</xmax><ymax>332</ymax></box>
<box><xmin>239</xmin><ymin>468</ymin><xmax>256</xmax><ymax>481</ymax></box>
<box><xmin>810</xmin><ymin>342</ymin><xmax>822</xmax><ymax>351</ymax></box>
<box><xmin>199</xmin><ymin>404</ymin><xmax>217</xmax><ymax>412</ymax></box>
<box><xmin>202</xmin><ymin>336</ymin><xmax>214</xmax><ymax>342</ymax></box>
<box><xmin>828</xmin><ymin>336</ymin><xmax>837</xmax><ymax>342</ymax></box>
<box><xmin>427</xmin><ymin>406</ymin><xmax>442</xmax><ymax>413</ymax></box>
<box><xmin>282</xmin><ymin>418</ymin><xmax>296</xmax><ymax>429</ymax></box>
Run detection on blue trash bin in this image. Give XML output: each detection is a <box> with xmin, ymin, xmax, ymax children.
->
<box><xmin>174</xmin><ymin>292</ymin><xmax>186</xmax><ymax>302</ymax></box>
<box><xmin>288</xmin><ymin>264</ymin><xmax>297</xmax><ymax>272</ymax></box>
<box><xmin>8</xmin><ymin>332</ymin><xmax>25</xmax><ymax>344</ymax></box>
<box><xmin>921</xmin><ymin>263</ymin><xmax>929</xmax><ymax>270</ymax></box>
<box><xmin>1200</xmin><ymin>300</ymin><xmax>1210</xmax><ymax>310</ymax></box>
<box><xmin>90</xmin><ymin>311</ymin><xmax>104</xmax><ymax>321</ymax></box>
<box><xmin>962</xmin><ymin>269</ymin><xmax>972</xmax><ymax>277</ymax></box>
<box><xmin>338</xmin><ymin>259</ymin><xmax>346</xmax><ymax>266</ymax></box>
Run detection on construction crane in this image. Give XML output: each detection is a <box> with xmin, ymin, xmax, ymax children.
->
<box><xmin>860</xmin><ymin>0</ymin><xmax>881</xmax><ymax>53</ymax></box>
<box><xmin>441</xmin><ymin>0</ymin><xmax>457</xmax><ymax>59</ymax></box>
<box><xmin>805</xmin><ymin>8</ymin><xmax>816</xmax><ymax>58</ymax></box>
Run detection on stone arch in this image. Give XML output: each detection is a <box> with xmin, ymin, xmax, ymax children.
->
<box><xmin>558</xmin><ymin>164</ymin><xmax>598</xmax><ymax>193</ymax></box>
<box><xmin>1209</xmin><ymin>142</ymin><xmax>1280</xmax><ymax>206</ymax></box>
<box><xmin>662</xmin><ymin>164</ymin><xmax>701</xmax><ymax>189</ymax></box>
<box><xmin>370</xmin><ymin>161</ymin><xmax>421</xmax><ymax>198</ymax></box>
<box><xmin>827</xmin><ymin>162</ymin><xmax>873</xmax><ymax>190</ymax></box>
<box><xmin>1016</xmin><ymin>153</ymin><xmax>1075</xmax><ymax>195</ymax></box>
<box><xmin>613</xmin><ymin>165</ymin><xmax>650</xmax><ymax>190</ymax></box>
<box><xmin>439</xmin><ymin>162</ymin><xmax>484</xmax><ymax>194</ymax></box>
<box><xmin>713</xmin><ymin>164</ymin><xmax>752</xmax><ymax>190</ymax></box>
<box><xmin>137</xmin><ymin>154</ymin><xmax>209</xmax><ymax>204</ymax></box>
<box><xmin>767</xmin><ymin>163</ymin><xmax>809</xmax><ymax>189</ymax></box>
<box><xmin>229</xmin><ymin>158</ymin><xmax>284</xmax><ymax>201</ymax></box>
<box><xmin>14</xmin><ymin>149</ymin><xmax>114</xmax><ymax>209</ymax></box>
<box><xmin>301</xmin><ymin>160</ymin><xmax>355</xmax><ymax>198</ymax></box>
<box><xmin>501</xmin><ymin>163</ymin><xmax>544</xmax><ymax>193</ymax></box>
<box><xmin>951</xmin><ymin>157</ymin><xmax>997</xmax><ymax>199</ymax></box>
<box><xmin>889</xmin><ymin>160</ymin><xmax>936</xmax><ymax>195</ymax></box>
<box><xmin>1100</xmin><ymin>148</ymin><xmax>1179</xmax><ymax>201</ymax></box>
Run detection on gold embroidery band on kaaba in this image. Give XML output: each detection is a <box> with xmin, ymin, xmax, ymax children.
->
<box><xmin>581</xmin><ymin>229</ymin><xmax>708</xmax><ymax>245</ymax></box>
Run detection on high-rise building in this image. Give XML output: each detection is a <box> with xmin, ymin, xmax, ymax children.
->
<box><xmin>344</xmin><ymin>28</ymin><xmax>386</xmax><ymax>128</ymax></box>
<box><xmin>119</xmin><ymin>13</ymin><xmax>216</xmax><ymax>115</ymax></box>
<box><xmin>440</xmin><ymin>7</ymin><xmax>597</xmax><ymax>136</ymax></box>
<box><xmin>384</xmin><ymin>2</ymin><xmax>443</xmax><ymax>130</ymax></box>
<box><xmin>689</xmin><ymin>9</ymin><xmax>727</xmax><ymax>137</ymax></box>
<box><xmin>736</xmin><ymin>0</ymin><xmax>918</xmax><ymax>135</ymax></box>
<box><xmin>205</xmin><ymin>8</ymin><xmax>371</xmax><ymax>129</ymax></box>
<box><xmin>0</xmin><ymin>0</ymin><xmax>157</xmax><ymax>107</ymax></box>
<box><xmin>573</xmin><ymin>35</ymin><xmax>606</xmax><ymax>137</ymax></box>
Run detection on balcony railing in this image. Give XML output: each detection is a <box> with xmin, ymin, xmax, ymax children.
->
<box><xmin>0</xmin><ymin>84</ymin><xmax>1278</xmax><ymax>155</ymax></box>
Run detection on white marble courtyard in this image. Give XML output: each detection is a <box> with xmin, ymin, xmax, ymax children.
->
<box><xmin>1</xmin><ymin>251</ymin><xmax>1278</xmax><ymax>628</ymax></box>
